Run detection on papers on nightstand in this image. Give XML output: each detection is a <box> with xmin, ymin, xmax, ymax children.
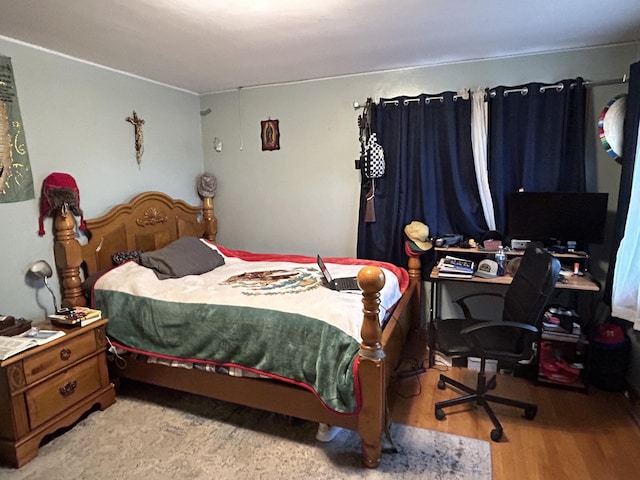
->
<box><xmin>0</xmin><ymin>328</ymin><xmax>65</xmax><ymax>360</ymax></box>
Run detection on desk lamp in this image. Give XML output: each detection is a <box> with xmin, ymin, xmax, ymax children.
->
<box><xmin>29</xmin><ymin>260</ymin><xmax>61</xmax><ymax>314</ymax></box>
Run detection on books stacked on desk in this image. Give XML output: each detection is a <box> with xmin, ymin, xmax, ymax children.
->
<box><xmin>48</xmin><ymin>307</ymin><xmax>102</xmax><ymax>328</ymax></box>
<box><xmin>437</xmin><ymin>256</ymin><xmax>475</xmax><ymax>279</ymax></box>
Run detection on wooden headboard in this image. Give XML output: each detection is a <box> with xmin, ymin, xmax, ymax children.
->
<box><xmin>53</xmin><ymin>191</ymin><xmax>217</xmax><ymax>308</ymax></box>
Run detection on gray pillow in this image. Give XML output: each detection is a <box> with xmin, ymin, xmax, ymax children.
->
<box><xmin>139</xmin><ymin>237</ymin><xmax>225</xmax><ymax>280</ymax></box>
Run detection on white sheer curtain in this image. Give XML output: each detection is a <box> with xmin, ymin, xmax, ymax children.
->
<box><xmin>612</xmin><ymin>119</ymin><xmax>640</xmax><ymax>330</ymax></box>
<box><xmin>470</xmin><ymin>88</ymin><xmax>496</xmax><ymax>230</ymax></box>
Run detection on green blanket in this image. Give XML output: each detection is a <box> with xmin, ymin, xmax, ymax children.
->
<box><xmin>99</xmin><ymin>290</ymin><xmax>361</xmax><ymax>413</ymax></box>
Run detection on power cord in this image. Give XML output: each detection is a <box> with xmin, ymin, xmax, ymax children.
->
<box><xmin>105</xmin><ymin>336</ymin><xmax>128</xmax><ymax>369</ymax></box>
<box><xmin>397</xmin><ymin>365</ymin><xmax>427</xmax><ymax>378</ymax></box>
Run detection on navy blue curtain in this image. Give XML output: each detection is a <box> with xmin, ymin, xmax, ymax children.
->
<box><xmin>356</xmin><ymin>93</ymin><xmax>487</xmax><ymax>266</ymax></box>
<box><xmin>488</xmin><ymin>79</ymin><xmax>587</xmax><ymax>232</ymax></box>
<box><xmin>604</xmin><ymin>61</ymin><xmax>640</xmax><ymax>305</ymax></box>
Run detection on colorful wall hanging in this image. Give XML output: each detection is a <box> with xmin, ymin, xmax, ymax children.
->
<box><xmin>598</xmin><ymin>94</ymin><xmax>626</xmax><ymax>164</ymax></box>
<box><xmin>0</xmin><ymin>55</ymin><xmax>34</xmax><ymax>203</ymax></box>
<box><xmin>261</xmin><ymin>119</ymin><xmax>280</xmax><ymax>151</ymax></box>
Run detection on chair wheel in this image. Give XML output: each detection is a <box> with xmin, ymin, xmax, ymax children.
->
<box><xmin>435</xmin><ymin>408</ymin><xmax>446</xmax><ymax>420</ymax></box>
<box><xmin>437</xmin><ymin>379</ymin><xmax>446</xmax><ymax>390</ymax></box>
<box><xmin>524</xmin><ymin>406</ymin><xmax>537</xmax><ymax>420</ymax></box>
<box><xmin>490</xmin><ymin>428</ymin><xmax>503</xmax><ymax>442</ymax></box>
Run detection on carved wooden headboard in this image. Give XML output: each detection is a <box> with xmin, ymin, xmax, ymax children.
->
<box><xmin>53</xmin><ymin>191</ymin><xmax>217</xmax><ymax>308</ymax></box>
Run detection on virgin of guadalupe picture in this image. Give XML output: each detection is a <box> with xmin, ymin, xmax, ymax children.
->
<box><xmin>261</xmin><ymin>119</ymin><xmax>280</xmax><ymax>151</ymax></box>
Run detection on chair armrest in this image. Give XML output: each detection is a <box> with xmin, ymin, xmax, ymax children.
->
<box><xmin>453</xmin><ymin>292</ymin><xmax>506</xmax><ymax>304</ymax></box>
<box><xmin>453</xmin><ymin>292</ymin><xmax>505</xmax><ymax>322</ymax></box>
<box><xmin>460</xmin><ymin>320</ymin><xmax>538</xmax><ymax>336</ymax></box>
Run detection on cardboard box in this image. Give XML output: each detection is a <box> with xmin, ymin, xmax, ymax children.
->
<box><xmin>467</xmin><ymin>357</ymin><xmax>498</xmax><ymax>372</ymax></box>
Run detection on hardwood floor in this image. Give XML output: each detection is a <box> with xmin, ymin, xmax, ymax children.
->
<box><xmin>388</xmin><ymin>333</ymin><xmax>640</xmax><ymax>480</ymax></box>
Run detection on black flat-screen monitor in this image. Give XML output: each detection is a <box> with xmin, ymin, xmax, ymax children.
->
<box><xmin>506</xmin><ymin>192</ymin><xmax>608</xmax><ymax>248</ymax></box>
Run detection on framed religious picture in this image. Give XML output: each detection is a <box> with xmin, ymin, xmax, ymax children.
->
<box><xmin>261</xmin><ymin>119</ymin><xmax>280</xmax><ymax>151</ymax></box>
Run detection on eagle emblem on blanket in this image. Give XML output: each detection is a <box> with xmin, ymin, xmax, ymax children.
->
<box><xmin>223</xmin><ymin>268</ymin><xmax>320</xmax><ymax>295</ymax></box>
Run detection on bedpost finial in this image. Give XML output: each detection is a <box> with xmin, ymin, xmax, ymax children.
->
<box><xmin>357</xmin><ymin>266</ymin><xmax>385</xmax><ymax>293</ymax></box>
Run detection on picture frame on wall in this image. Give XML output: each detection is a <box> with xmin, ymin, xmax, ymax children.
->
<box><xmin>261</xmin><ymin>119</ymin><xmax>280</xmax><ymax>151</ymax></box>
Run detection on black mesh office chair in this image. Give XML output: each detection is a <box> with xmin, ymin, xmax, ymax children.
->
<box><xmin>434</xmin><ymin>246</ymin><xmax>560</xmax><ymax>441</ymax></box>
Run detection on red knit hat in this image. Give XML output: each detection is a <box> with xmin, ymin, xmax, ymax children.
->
<box><xmin>38</xmin><ymin>172</ymin><xmax>86</xmax><ymax>236</ymax></box>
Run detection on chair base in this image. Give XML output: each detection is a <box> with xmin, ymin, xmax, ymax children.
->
<box><xmin>434</xmin><ymin>371</ymin><xmax>537</xmax><ymax>442</ymax></box>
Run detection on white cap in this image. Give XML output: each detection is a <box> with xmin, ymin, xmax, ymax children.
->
<box><xmin>475</xmin><ymin>259</ymin><xmax>498</xmax><ymax>279</ymax></box>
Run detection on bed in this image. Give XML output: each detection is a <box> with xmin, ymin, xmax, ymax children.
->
<box><xmin>52</xmin><ymin>191</ymin><xmax>423</xmax><ymax>468</ymax></box>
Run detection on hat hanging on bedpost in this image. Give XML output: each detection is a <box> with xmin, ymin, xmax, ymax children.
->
<box><xmin>404</xmin><ymin>221</ymin><xmax>433</xmax><ymax>254</ymax></box>
<box><xmin>197</xmin><ymin>172</ymin><xmax>218</xmax><ymax>242</ymax></box>
<box><xmin>197</xmin><ymin>172</ymin><xmax>217</xmax><ymax>198</ymax></box>
<box><xmin>37</xmin><ymin>172</ymin><xmax>85</xmax><ymax>236</ymax></box>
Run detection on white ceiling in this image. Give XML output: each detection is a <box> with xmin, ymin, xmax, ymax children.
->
<box><xmin>1</xmin><ymin>0</ymin><xmax>639</xmax><ymax>95</ymax></box>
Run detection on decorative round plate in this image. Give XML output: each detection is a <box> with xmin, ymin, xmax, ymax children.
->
<box><xmin>598</xmin><ymin>94</ymin><xmax>626</xmax><ymax>164</ymax></box>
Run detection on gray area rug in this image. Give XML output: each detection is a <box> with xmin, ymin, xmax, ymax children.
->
<box><xmin>1</xmin><ymin>381</ymin><xmax>491</xmax><ymax>479</ymax></box>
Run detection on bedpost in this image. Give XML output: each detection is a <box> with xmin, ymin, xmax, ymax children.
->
<box><xmin>53</xmin><ymin>205</ymin><xmax>86</xmax><ymax>308</ymax></box>
<box><xmin>407</xmin><ymin>255</ymin><xmax>421</xmax><ymax>283</ymax></box>
<box><xmin>201</xmin><ymin>197</ymin><xmax>217</xmax><ymax>242</ymax></box>
<box><xmin>356</xmin><ymin>265</ymin><xmax>385</xmax><ymax>468</ymax></box>
<box><xmin>407</xmin><ymin>255</ymin><xmax>422</xmax><ymax>327</ymax></box>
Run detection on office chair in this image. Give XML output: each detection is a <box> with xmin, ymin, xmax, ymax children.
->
<box><xmin>433</xmin><ymin>246</ymin><xmax>560</xmax><ymax>441</ymax></box>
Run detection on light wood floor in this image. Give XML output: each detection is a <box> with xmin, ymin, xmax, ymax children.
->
<box><xmin>388</xmin><ymin>334</ymin><xmax>640</xmax><ymax>480</ymax></box>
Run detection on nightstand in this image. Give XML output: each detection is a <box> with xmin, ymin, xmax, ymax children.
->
<box><xmin>0</xmin><ymin>318</ymin><xmax>115</xmax><ymax>468</ymax></box>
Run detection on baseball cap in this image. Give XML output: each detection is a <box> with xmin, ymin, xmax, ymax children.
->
<box><xmin>475</xmin><ymin>259</ymin><xmax>498</xmax><ymax>278</ymax></box>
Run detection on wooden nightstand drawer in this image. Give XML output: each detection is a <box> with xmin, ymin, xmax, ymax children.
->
<box><xmin>22</xmin><ymin>329</ymin><xmax>97</xmax><ymax>385</ymax></box>
<box><xmin>25</xmin><ymin>355</ymin><xmax>102</xmax><ymax>429</ymax></box>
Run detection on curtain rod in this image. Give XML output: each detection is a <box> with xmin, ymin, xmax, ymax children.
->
<box><xmin>354</xmin><ymin>75</ymin><xmax>630</xmax><ymax>106</ymax></box>
<box><xmin>380</xmin><ymin>94</ymin><xmax>468</xmax><ymax>106</ymax></box>
<box><xmin>355</xmin><ymin>93</ymin><xmax>468</xmax><ymax>107</ymax></box>
<box><xmin>585</xmin><ymin>74</ymin><xmax>628</xmax><ymax>88</ymax></box>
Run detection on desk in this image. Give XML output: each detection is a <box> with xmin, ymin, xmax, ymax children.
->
<box><xmin>429</xmin><ymin>265</ymin><xmax>600</xmax><ymax>291</ymax></box>
<box><xmin>427</xmin><ymin>251</ymin><xmax>600</xmax><ymax>391</ymax></box>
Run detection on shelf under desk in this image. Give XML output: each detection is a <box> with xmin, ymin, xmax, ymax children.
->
<box><xmin>426</xmin><ymin>263</ymin><xmax>600</xmax><ymax>379</ymax></box>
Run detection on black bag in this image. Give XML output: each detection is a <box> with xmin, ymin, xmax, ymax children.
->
<box><xmin>588</xmin><ymin>323</ymin><xmax>630</xmax><ymax>391</ymax></box>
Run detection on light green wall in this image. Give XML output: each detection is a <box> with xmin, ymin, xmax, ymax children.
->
<box><xmin>0</xmin><ymin>37</ymin><xmax>204</xmax><ymax>321</ymax></box>
<box><xmin>200</xmin><ymin>44</ymin><xmax>638</xmax><ymax>263</ymax></box>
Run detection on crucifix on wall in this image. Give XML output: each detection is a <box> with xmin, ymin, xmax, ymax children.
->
<box><xmin>125</xmin><ymin>110</ymin><xmax>145</xmax><ymax>167</ymax></box>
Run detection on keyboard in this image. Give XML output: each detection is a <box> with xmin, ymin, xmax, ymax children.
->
<box><xmin>334</xmin><ymin>277</ymin><xmax>360</xmax><ymax>291</ymax></box>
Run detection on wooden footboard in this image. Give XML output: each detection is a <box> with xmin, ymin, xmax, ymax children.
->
<box><xmin>53</xmin><ymin>191</ymin><xmax>422</xmax><ymax>469</ymax></box>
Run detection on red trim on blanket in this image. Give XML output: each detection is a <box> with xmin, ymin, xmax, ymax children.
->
<box><xmin>109</xmin><ymin>339</ymin><xmax>362</xmax><ymax>416</ymax></box>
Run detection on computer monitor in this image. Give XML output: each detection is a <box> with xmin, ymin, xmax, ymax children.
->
<box><xmin>506</xmin><ymin>192</ymin><xmax>608</xmax><ymax>248</ymax></box>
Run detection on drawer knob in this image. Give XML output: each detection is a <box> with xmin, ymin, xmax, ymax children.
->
<box><xmin>60</xmin><ymin>348</ymin><xmax>72</xmax><ymax>361</ymax></box>
<box><xmin>59</xmin><ymin>380</ymin><xmax>78</xmax><ymax>397</ymax></box>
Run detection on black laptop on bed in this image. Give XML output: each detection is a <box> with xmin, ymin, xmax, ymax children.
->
<box><xmin>316</xmin><ymin>255</ymin><xmax>360</xmax><ymax>291</ymax></box>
